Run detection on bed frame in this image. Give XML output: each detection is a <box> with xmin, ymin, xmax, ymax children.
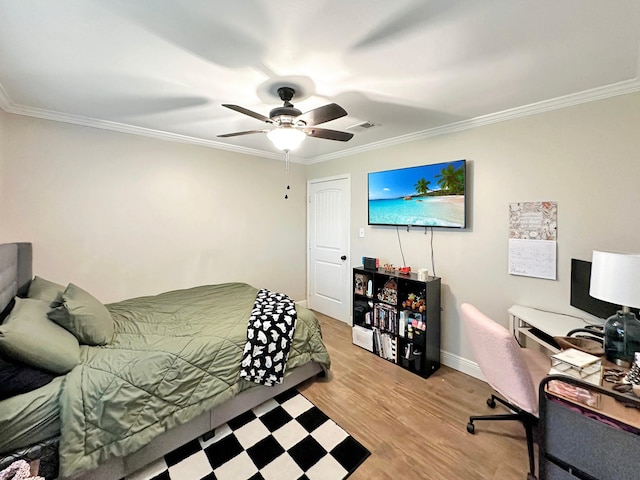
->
<box><xmin>0</xmin><ymin>242</ymin><xmax>324</xmax><ymax>480</ymax></box>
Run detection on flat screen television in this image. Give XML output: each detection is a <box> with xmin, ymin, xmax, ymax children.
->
<box><xmin>570</xmin><ymin>258</ymin><xmax>639</xmax><ymax>320</ymax></box>
<box><xmin>368</xmin><ymin>159</ymin><xmax>466</xmax><ymax>228</ymax></box>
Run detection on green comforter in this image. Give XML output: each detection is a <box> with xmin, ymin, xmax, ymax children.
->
<box><xmin>58</xmin><ymin>283</ymin><xmax>330</xmax><ymax>477</ymax></box>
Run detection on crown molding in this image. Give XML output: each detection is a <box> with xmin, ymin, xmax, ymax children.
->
<box><xmin>2</xmin><ymin>77</ymin><xmax>639</xmax><ymax>165</ymax></box>
<box><xmin>0</xmin><ymin>98</ymin><xmax>299</xmax><ymax>162</ymax></box>
<box><xmin>0</xmin><ymin>83</ymin><xmax>12</xmax><ymax>111</ymax></box>
<box><xmin>307</xmin><ymin>77</ymin><xmax>640</xmax><ymax>164</ymax></box>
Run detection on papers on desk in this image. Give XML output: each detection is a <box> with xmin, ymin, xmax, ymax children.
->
<box><xmin>550</xmin><ymin>348</ymin><xmax>601</xmax><ymax>385</ymax></box>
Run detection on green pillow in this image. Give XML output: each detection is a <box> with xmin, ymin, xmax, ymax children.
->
<box><xmin>0</xmin><ymin>298</ymin><xmax>80</xmax><ymax>374</ymax></box>
<box><xmin>28</xmin><ymin>276</ymin><xmax>65</xmax><ymax>303</ymax></box>
<box><xmin>48</xmin><ymin>283</ymin><xmax>114</xmax><ymax>346</ymax></box>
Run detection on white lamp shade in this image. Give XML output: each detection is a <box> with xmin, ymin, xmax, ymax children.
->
<box><xmin>590</xmin><ymin>250</ymin><xmax>640</xmax><ymax>308</ymax></box>
<box><xmin>267</xmin><ymin>127</ymin><xmax>306</xmax><ymax>151</ymax></box>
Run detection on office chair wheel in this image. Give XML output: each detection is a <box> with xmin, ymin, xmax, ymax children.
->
<box><xmin>466</xmin><ymin>422</ymin><xmax>475</xmax><ymax>434</ymax></box>
<box><xmin>486</xmin><ymin>397</ymin><xmax>496</xmax><ymax>408</ymax></box>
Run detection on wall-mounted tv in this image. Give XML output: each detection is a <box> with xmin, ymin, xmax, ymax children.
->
<box><xmin>368</xmin><ymin>159</ymin><xmax>467</xmax><ymax>228</ymax></box>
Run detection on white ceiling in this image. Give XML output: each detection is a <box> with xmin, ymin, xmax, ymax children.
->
<box><xmin>1</xmin><ymin>0</ymin><xmax>639</xmax><ymax>163</ymax></box>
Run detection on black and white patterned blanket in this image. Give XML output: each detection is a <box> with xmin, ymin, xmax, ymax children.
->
<box><xmin>240</xmin><ymin>289</ymin><xmax>298</xmax><ymax>386</ymax></box>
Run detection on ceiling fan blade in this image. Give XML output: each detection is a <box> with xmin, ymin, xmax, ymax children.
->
<box><xmin>304</xmin><ymin>127</ymin><xmax>354</xmax><ymax>142</ymax></box>
<box><xmin>217</xmin><ymin>129</ymin><xmax>267</xmax><ymax>138</ymax></box>
<box><xmin>222</xmin><ymin>104</ymin><xmax>272</xmax><ymax>123</ymax></box>
<box><xmin>296</xmin><ymin>103</ymin><xmax>347</xmax><ymax>126</ymax></box>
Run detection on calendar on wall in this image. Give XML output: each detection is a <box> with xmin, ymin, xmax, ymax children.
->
<box><xmin>508</xmin><ymin>201</ymin><xmax>557</xmax><ymax>280</ymax></box>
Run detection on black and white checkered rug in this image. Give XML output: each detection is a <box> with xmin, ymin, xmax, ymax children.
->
<box><xmin>124</xmin><ymin>389</ymin><xmax>370</xmax><ymax>480</ymax></box>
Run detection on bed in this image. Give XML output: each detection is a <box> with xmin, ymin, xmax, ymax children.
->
<box><xmin>0</xmin><ymin>242</ymin><xmax>330</xmax><ymax>479</ymax></box>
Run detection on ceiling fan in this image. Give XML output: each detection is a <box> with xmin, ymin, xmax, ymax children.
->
<box><xmin>217</xmin><ymin>87</ymin><xmax>354</xmax><ymax>151</ymax></box>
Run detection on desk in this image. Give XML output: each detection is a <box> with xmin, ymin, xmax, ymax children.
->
<box><xmin>540</xmin><ymin>375</ymin><xmax>640</xmax><ymax>479</ymax></box>
<box><xmin>508</xmin><ymin>305</ymin><xmax>589</xmax><ymax>354</ymax></box>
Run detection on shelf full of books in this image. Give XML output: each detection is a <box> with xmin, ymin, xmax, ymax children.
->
<box><xmin>351</xmin><ymin>266</ymin><xmax>441</xmax><ymax>378</ymax></box>
<box><xmin>373</xmin><ymin>328</ymin><xmax>397</xmax><ymax>362</ymax></box>
<box><xmin>374</xmin><ymin>304</ymin><xmax>397</xmax><ymax>333</ymax></box>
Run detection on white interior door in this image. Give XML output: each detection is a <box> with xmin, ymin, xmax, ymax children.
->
<box><xmin>307</xmin><ymin>175</ymin><xmax>350</xmax><ymax>324</ymax></box>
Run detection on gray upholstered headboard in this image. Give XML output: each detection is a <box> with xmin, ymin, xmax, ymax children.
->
<box><xmin>0</xmin><ymin>243</ymin><xmax>33</xmax><ymax>313</ymax></box>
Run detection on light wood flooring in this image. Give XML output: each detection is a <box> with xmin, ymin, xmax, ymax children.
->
<box><xmin>297</xmin><ymin>312</ymin><xmax>534</xmax><ymax>480</ymax></box>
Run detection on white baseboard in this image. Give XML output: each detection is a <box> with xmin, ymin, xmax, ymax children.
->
<box><xmin>306</xmin><ymin>306</ymin><xmax>485</xmax><ymax>382</ymax></box>
<box><xmin>440</xmin><ymin>350</ymin><xmax>485</xmax><ymax>382</ymax></box>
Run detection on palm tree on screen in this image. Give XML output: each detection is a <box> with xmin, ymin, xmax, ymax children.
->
<box><xmin>414</xmin><ymin>178</ymin><xmax>430</xmax><ymax>196</ymax></box>
<box><xmin>435</xmin><ymin>164</ymin><xmax>464</xmax><ymax>194</ymax></box>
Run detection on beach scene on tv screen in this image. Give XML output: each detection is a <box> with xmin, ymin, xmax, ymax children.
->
<box><xmin>368</xmin><ymin>160</ymin><xmax>466</xmax><ymax>227</ymax></box>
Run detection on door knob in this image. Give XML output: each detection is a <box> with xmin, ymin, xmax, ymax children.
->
<box><xmin>341</xmin><ymin>255</ymin><xmax>347</xmax><ymax>261</ymax></box>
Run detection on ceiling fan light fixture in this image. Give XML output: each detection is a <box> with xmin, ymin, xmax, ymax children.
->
<box><xmin>219</xmin><ymin>86</ymin><xmax>352</xmax><ymax>147</ymax></box>
<box><xmin>267</xmin><ymin>127</ymin><xmax>306</xmax><ymax>151</ymax></box>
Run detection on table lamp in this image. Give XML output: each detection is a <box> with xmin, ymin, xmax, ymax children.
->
<box><xmin>589</xmin><ymin>250</ymin><xmax>640</xmax><ymax>367</ymax></box>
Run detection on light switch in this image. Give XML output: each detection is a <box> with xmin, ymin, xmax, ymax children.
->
<box><xmin>359</xmin><ymin>227</ymin><xmax>365</xmax><ymax>238</ymax></box>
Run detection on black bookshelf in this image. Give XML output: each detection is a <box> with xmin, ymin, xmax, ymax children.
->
<box><xmin>352</xmin><ymin>267</ymin><xmax>441</xmax><ymax>378</ymax></box>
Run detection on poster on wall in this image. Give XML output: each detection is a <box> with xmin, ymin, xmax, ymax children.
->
<box><xmin>508</xmin><ymin>201</ymin><xmax>557</xmax><ymax>280</ymax></box>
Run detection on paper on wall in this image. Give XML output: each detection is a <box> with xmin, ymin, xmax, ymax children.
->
<box><xmin>508</xmin><ymin>238</ymin><xmax>557</xmax><ymax>280</ymax></box>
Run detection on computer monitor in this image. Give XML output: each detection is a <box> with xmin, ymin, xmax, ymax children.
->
<box><xmin>570</xmin><ymin>258</ymin><xmax>639</xmax><ymax>320</ymax></box>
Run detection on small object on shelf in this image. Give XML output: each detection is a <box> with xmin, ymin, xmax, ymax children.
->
<box><xmin>363</xmin><ymin>256</ymin><xmax>379</xmax><ymax>270</ymax></box>
<box><xmin>401</xmin><ymin>293</ymin><xmax>426</xmax><ymax>312</ymax></box>
<box><xmin>398</xmin><ymin>266</ymin><xmax>411</xmax><ymax>274</ymax></box>
<box><xmin>354</xmin><ymin>273</ymin><xmax>367</xmax><ymax>295</ymax></box>
<box><xmin>413</xmin><ymin>349</ymin><xmax>423</xmax><ymax>372</ymax></box>
<box><xmin>383</xmin><ymin>263</ymin><xmax>395</xmax><ymax>273</ymax></box>
<box><xmin>378</xmin><ymin>278</ymin><xmax>398</xmax><ymax>304</ymax></box>
<box><xmin>404</xmin><ymin>343</ymin><xmax>413</xmax><ymax>359</ymax></box>
<box><xmin>399</xmin><ymin>311</ymin><xmax>408</xmax><ymax>337</ymax></box>
<box><xmin>403</xmin><ymin>311</ymin><xmax>423</xmax><ymax>329</ymax></box>
<box><xmin>418</xmin><ymin>268</ymin><xmax>429</xmax><ymax>281</ymax></box>
<box><xmin>401</xmin><ymin>344</ymin><xmax>413</xmax><ymax>367</ymax></box>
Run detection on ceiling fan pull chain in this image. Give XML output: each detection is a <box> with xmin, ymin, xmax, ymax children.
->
<box><xmin>284</xmin><ymin>150</ymin><xmax>290</xmax><ymax>199</ymax></box>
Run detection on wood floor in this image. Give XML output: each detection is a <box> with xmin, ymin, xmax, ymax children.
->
<box><xmin>298</xmin><ymin>312</ymin><xmax>534</xmax><ymax>480</ymax></box>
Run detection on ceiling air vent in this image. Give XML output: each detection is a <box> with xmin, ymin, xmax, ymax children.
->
<box><xmin>347</xmin><ymin>121</ymin><xmax>380</xmax><ymax>132</ymax></box>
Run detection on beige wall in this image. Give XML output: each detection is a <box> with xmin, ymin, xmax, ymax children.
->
<box><xmin>2</xmin><ymin>92</ymin><xmax>639</xmax><ymax>372</ymax></box>
<box><xmin>0</xmin><ymin>114</ymin><xmax>308</xmax><ymax>303</ymax></box>
<box><xmin>308</xmin><ymin>91</ymin><xmax>640</xmax><ymax>371</ymax></box>
<box><xmin>0</xmin><ymin>109</ymin><xmax>5</xmax><ymax>217</ymax></box>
